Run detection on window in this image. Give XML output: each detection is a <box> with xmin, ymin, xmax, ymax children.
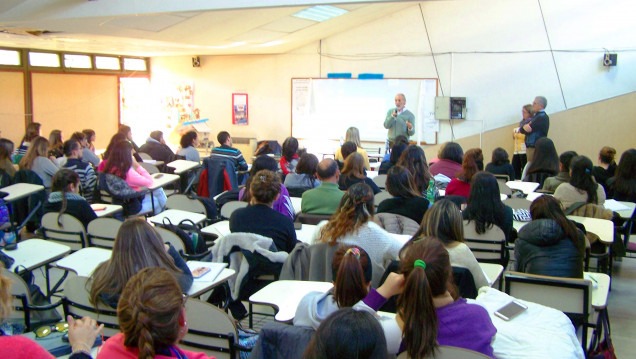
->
<box><xmin>0</xmin><ymin>49</ymin><xmax>20</xmax><ymax>65</ymax></box>
<box><xmin>123</xmin><ymin>58</ymin><xmax>147</xmax><ymax>71</ymax></box>
<box><xmin>95</xmin><ymin>56</ymin><xmax>120</xmax><ymax>70</ymax></box>
<box><xmin>29</xmin><ymin>52</ymin><xmax>60</xmax><ymax>67</ymax></box>
<box><xmin>64</xmin><ymin>54</ymin><xmax>92</xmax><ymax>69</ymax></box>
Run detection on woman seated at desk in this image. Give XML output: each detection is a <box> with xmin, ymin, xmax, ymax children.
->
<box><xmin>18</xmin><ymin>136</ymin><xmax>60</xmax><ymax>189</ymax></box>
<box><xmin>43</xmin><ymin>169</ymin><xmax>97</xmax><ymax>228</ymax></box>
<box><xmin>338</xmin><ymin>153</ymin><xmax>381</xmax><ymax>195</ymax></box>
<box><xmin>376</xmin><ymin>165</ymin><xmax>429</xmax><ymax>224</ymax></box>
<box><xmin>239</xmin><ymin>155</ymin><xmax>295</xmax><ymax>220</ymax></box>
<box><xmin>463</xmin><ymin>172</ymin><xmax>513</xmax><ymax>243</ymax></box>
<box><xmin>97</xmin><ymin>267</ymin><xmax>215</xmax><ymax>359</ymax></box>
<box><xmin>284</xmin><ymin>153</ymin><xmax>321</xmax><ymax>192</ymax></box>
<box><xmin>89</xmin><ymin>218</ymin><xmax>192</xmax><ymax>309</ymax></box>
<box><xmin>554</xmin><ymin>155</ymin><xmax>606</xmax><ymax>210</ymax></box>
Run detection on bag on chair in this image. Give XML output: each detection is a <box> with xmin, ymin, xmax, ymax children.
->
<box><xmin>589</xmin><ymin>309</ymin><xmax>617</xmax><ymax>359</ymax></box>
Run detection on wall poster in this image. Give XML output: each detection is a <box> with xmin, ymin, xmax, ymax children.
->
<box><xmin>232</xmin><ymin>93</ymin><xmax>248</xmax><ymax>125</ymax></box>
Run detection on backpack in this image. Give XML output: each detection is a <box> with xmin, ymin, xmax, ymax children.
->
<box><xmin>161</xmin><ymin>218</ymin><xmax>209</xmax><ymax>255</ymax></box>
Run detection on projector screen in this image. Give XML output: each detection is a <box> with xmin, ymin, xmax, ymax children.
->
<box><xmin>292</xmin><ymin>78</ymin><xmax>438</xmax><ymax>144</ymax></box>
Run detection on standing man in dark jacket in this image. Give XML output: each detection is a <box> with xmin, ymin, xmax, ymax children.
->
<box><xmin>520</xmin><ymin>96</ymin><xmax>549</xmax><ymax>162</ymax></box>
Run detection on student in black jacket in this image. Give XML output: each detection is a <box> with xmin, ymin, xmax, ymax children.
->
<box><xmin>377</xmin><ymin>165</ymin><xmax>429</xmax><ymax>224</ymax></box>
<box><xmin>43</xmin><ymin>169</ymin><xmax>97</xmax><ymax>228</ymax></box>
<box><xmin>139</xmin><ymin>130</ymin><xmax>176</xmax><ymax>164</ymax></box>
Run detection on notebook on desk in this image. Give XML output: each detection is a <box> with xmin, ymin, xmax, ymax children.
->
<box><xmin>188</xmin><ymin>261</ymin><xmax>227</xmax><ymax>282</ymax></box>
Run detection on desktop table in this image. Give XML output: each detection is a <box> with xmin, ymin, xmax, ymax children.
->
<box><xmin>584</xmin><ymin>272</ymin><xmax>610</xmax><ymax>309</ymax></box>
<box><xmin>148</xmin><ymin>209</ymin><xmax>207</xmax><ymax>226</ymax></box>
<box><xmin>148</xmin><ymin>173</ymin><xmax>180</xmax><ymax>213</ymax></box>
<box><xmin>291</xmin><ymin>197</ymin><xmax>302</xmax><ymax>214</ymax></box>
<box><xmin>203</xmin><ymin>220</ymin><xmax>320</xmax><ymax>245</ymax></box>
<box><xmin>54</xmin><ymin>247</ymin><xmax>111</xmax><ymax>277</ymax></box>
<box><xmin>0</xmin><ymin>182</ymin><xmax>45</xmax><ymax>236</ymax></box>
<box><xmin>604</xmin><ymin>199</ymin><xmax>635</xmax><ymax>219</ymax></box>
<box><xmin>506</xmin><ymin>181</ymin><xmax>540</xmax><ymax>194</ymax></box>
<box><xmin>480</xmin><ymin>262</ymin><xmax>504</xmax><ymax>287</ymax></box>
<box><xmin>167</xmin><ymin>159</ymin><xmax>200</xmax><ymax>175</ymax></box>
<box><xmin>2</xmin><ymin>239</ymin><xmax>71</xmax><ymax>296</ymax></box>
<box><xmin>186</xmin><ymin>261</ymin><xmax>235</xmax><ymax>298</ymax></box>
<box><xmin>90</xmin><ymin>203</ymin><xmax>123</xmax><ymax>218</ymax></box>
<box><xmin>249</xmin><ymin>280</ymin><xmax>334</xmax><ymax>323</ymax></box>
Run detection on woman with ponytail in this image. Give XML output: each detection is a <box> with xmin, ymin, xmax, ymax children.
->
<box><xmin>97</xmin><ymin>267</ymin><xmax>214</xmax><ymax>359</ymax></box>
<box><xmin>445</xmin><ymin>148</ymin><xmax>483</xmax><ymax>198</ymax></box>
<box><xmin>554</xmin><ymin>155</ymin><xmax>606</xmax><ymax>209</ymax></box>
<box><xmin>43</xmin><ymin>169</ymin><xmax>97</xmax><ymax>228</ymax></box>
<box><xmin>313</xmin><ymin>183</ymin><xmax>402</xmax><ymax>267</ymax></box>
<box><xmin>294</xmin><ymin>246</ymin><xmax>404</xmax><ymax>354</ymax></box>
<box><xmin>397</xmin><ymin>237</ymin><xmax>496</xmax><ymax>358</ymax></box>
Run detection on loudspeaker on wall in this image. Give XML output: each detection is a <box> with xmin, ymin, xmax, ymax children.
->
<box><xmin>192</xmin><ymin>56</ymin><xmax>201</xmax><ymax>67</ymax></box>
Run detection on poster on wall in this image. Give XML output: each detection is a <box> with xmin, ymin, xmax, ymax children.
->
<box><xmin>232</xmin><ymin>93</ymin><xmax>248</xmax><ymax>125</ymax></box>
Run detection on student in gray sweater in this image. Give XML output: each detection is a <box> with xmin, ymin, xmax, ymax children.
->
<box><xmin>18</xmin><ymin>136</ymin><xmax>59</xmax><ymax>188</ymax></box>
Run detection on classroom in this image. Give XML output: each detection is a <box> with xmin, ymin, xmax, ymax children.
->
<box><xmin>0</xmin><ymin>0</ymin><xmax>634</xmax><ymax>358</ymax></box>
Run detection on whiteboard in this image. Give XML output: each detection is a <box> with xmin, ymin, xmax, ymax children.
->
<box><xmin>292</xmin><ymin>78</ymin><xmax>438</xmax><ymax>144</ymax></box>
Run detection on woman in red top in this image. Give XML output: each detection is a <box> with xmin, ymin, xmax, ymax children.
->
<box><xmin>280</xmin><ymin>137</ymin><xmax>299</xmax><ymax>175</ymax></box>
<box><xmin>445</xmin><ymin>148</ymin><xmax>483</xmax><ymax>198</ymax></box>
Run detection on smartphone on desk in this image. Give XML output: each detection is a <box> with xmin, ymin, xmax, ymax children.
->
<box><xmin>494</xmin><ymin>300</ymin><xmax>528</xmax><ymax>321</ymax></box>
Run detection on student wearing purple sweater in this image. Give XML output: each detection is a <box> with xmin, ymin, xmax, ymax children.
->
<box><xmin>397</xmin><ymin>237</ymin><xmax>496</xmax><ymax>358</ymax></box>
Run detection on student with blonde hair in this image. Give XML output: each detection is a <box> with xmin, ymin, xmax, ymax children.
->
<box><xmin>18</xmin><ymin>136</ymin><xmax>60</xmax><ymax>188</ymax></box>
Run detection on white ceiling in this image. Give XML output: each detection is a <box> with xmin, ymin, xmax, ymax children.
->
<box><xmin>0</xmin><ymin>0</ymin><xmax>420</xmax><ymax>57</ymax></box>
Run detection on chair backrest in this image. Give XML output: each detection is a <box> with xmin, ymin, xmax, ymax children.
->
<box><xmin>3</xmin><ymin>268</ymin><xmax>36</xmax><ymax>330</ymax></box>
<box><xmin>166</xmin><ymin>194</ymin><xmax>208</xmax><ymax>216</ymax></box>
<box><xmin>374</xmin><ymin>212</ymin><xmax>419</xmax><ymax>236</ymax></box>
<box><xmin>503</xmin><ymin>198</ymin><xmax>531</xmax><ymax>210</ymax></box>
<box><xmin>372</xmin><ymin>174</ymin><xmax>387</xmax><ymax>189</ymax></box>
<box><xmin>87</xmin><ymin>217</ymin><xmax>122</xmax><ymax>249</ymax></box>
<box><xmin>155</xmin><ymin>226</ymin><xmax>187</xmax><ymax>253</ymax></box>
<box><xmin>140</xmin><ymin>162</ymin><xmax>160</xmax><ymax>174</ymax></box>
<box><xmin>180</xmin><ymin>298</ymin><xmax>239</xmax><ymax>359</ymax></box>
<box><xmin>286</xmin><ymin>186</ymin><xmax>309</xmax><ymax>198</ymax></box>
<box><xmin>496</xmin><ymin>177</ymin><xmax>512</xmax><ymax>196</ymax></box>
<box><xmin>374</xmin><ymin>190</ymin><xmax>392</xmax><ymax>207</ymax></box>
<box><xmin>397</xmin><ymin>345</ymin><xmax>492</xmax><ymax>359</ymax></box>
<box><xmin>503</xmin><ymin>271</ymin><xmax>592</xmax><ymax>331</ymax></box>
<box><xmin>41</xmin><ymin>212</ymin><xmax>87</xmax><ymax>251</ymax></box>
<box><xmin>296</xmin><ymin>212</ymin><xmax>331</xmax><ymax>225</ymax></box>
<box><xmin>249</xmin><ymin>321</ymin><xmax>315</xmax><ymax>359</ymax></box>
<box><xmin>138</xmin><ymin>152</ymin><xmax>153</xmax><ymax>161</ymax></box>
<box><xmin>462</xmin><ymin>220</ymin><xmax>507</xmax><ymax>265</ymax></box>
<box><xmin>99</xmin><ymin>189</ymin><xmax>114</xmax><ymax>204</ymax></box>
<box><xmin>220</xmin><ymin>200</ymin><xmax>248</xmax><ymax>220</ymax></box>
<box><xmin>62</xmin><ymin>275</ymin><xmax>120</xmax><ymax>338</ymax></box>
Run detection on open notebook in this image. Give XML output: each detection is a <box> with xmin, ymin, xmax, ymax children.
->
<box><xmin>187</xmin><ymin>261</ymin><xmax>228</xmax><ymax>282</ymax></box>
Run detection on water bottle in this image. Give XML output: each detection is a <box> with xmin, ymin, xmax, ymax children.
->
<box><xmin>426</xmin><ymin>179</ymin><xmax>436</xmax><ymax>204</ymax></box>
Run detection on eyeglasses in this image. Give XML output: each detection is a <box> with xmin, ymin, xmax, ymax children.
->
<box><xmin>35</xmin><ymin>322</ymin><xmax>69</xmax><ymax>338</ymax></box>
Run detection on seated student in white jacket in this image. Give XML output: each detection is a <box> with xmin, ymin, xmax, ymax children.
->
<box><xmin>294</xmin><ymin>246</ymin><xmax>404</xmax><ymax>354</ymax></box>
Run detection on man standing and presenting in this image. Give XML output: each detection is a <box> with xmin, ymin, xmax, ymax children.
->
<box><xmin>384</xmin><ymin>93</ymin><xmax>415</xmax><ymax>147</ymax></box>
<box><xmin>520</xmin><ymin>96</ymin><xmax>549</xmax><ymax>161</ymax></box>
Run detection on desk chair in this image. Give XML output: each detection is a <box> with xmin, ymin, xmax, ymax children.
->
<box><xmin>155</xmin><ymin>226</ymin><xmax>186</xmax><ymax>254</ymax></box>
<box><xmin>463</xmin><ymin>220</ymin><xmax>508</xmax><ymax>268</ymax></box>
<box><xmin>374</xmin><ymin>190</ymin><xmax>392</xmax><ymax>208</ymax></box>
<box><xmin>181</xmin><ymin>298</ymin><xmax>247</xmax><ymax>359</ymax></box>
<box><xmin>2</xmin><ymin>268</ymin><xmax>62</xmax><ymax>332</ymax></box>
<box><xmin>86</xmin><ymin>217</ymin><xmax>122</xmax><ymax>249</ymax></box>
<box><xmin>295</xmin><ymin>213</ymin><xmax>331</xmax><ymax>225</ymax></box>
<box><xmin>372</xmin><ymin>174</ymin><xmax>387</xmax><ymax>189</ymax></box>
<box><xmin>41</xmin><ymin>213</ymin><xmax>87</xmax><ymax>251</ymax></box>
<box><xmin>495</xmin><ymin>176</ymin><xmax>513</xmax><ymax>197</ymax></box>
<box><xmin>397</xmin><ymin>345</ymin><xmax>491</xmax><ymax>359</ymax></box>
<box><xmin>220</xmin><ymin>200</ymin><xmax>248</xmax><ymax>220</ymax></box>
<box><xmin>62</xmin><ymin>275</ymin><xmax>120</xmax><ymax>338</ymax></box>
<box><xmin>166</xmin><ymin>194</ymin><xmax>209</xmax><ymax>220</ymax></box>
<box><xmin>503</xmin><ymin>271</ymin><xmax>594</xmax><ymax>353</ymax></box>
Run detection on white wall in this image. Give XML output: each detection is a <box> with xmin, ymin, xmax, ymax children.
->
<box><xmin>151</xmin><ymin>0</ymin><xmax>636</xmax><ymax>148</ymax></box>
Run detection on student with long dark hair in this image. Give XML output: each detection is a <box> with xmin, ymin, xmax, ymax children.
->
<box><xmin>284</xmin><ymin>152</ymin><xmax>321</xmax><ymax>190</ymax></box>
<box><xmin>295</xmin><ymin>245</ymin><xmax>403</xmax><ymax>354</ymax></box>
<box><xmin>98</xmin><ymin>133</ymin><xmax>127</xmax><ymax>166</ymax></box>
<box><xmin>48</xmin><ymin>130</ymin><xmax>64</xmax><ymax>158</ymax></box>
<box><xmin>0</xmin><ymin>139</ymin><xmax>15</xmax><ymax>178</ymax></box>
<box><xmin>397</xmin><ymin>145</ymin><xmax>432</xmax><ymax>195</ymax></box>
<box><xmin>445</xmin><ymin>148</ymin><xmax>483</xmax><ymax>198</ymax></box>
<box><xmin>43</xmin><ymin>169</ymin><xmax>97</xmax><ymax>228</ymax></box>
<box><xmin>102</xmin><ymin>140</ymin><xmax>167</xmax><ymax>214</ymax></box>
<box><xmin>89</xmin><ymin>218</ymin><xmax>192</xmax><ymax>308</ymax></box>
<box><xmin>606</xmin><ymin>149</ymin><xmax>636</xmax><ymax>202</ymax></box>
<box><xmin>397</xmin><ymin>237</ymin><xmax>496</xmax><ymax>358</ymax></box>
<box><xmin>315</xmin><ymin>183</ymin><xmax>402</xmax><ymax>267</ymax></box>
<box><xmin>339</xmin><ymin>153</ymin><xmax>381</xmax><ymax>194</ymax></box>
<box><xmin>542</xmin><ymin>151</ymin><xmax>578</xmax><ymax>192</ymax></box>
<box><xmin>71</xmin><ymin>131</ymin><xmax>100</xmax><ymax>167</ymax></box>
<box><xmin>14</xmin><ymin>122</ymin><xmax>41</xmax><ymax>160</ymax></box>
<box><xmin>522</xmin><ymin>137</ymin><xmax>559</xmax><ymax>187</ymax></box>
<box><xmin>379</xmin><ymin>139</ymin><xmax>407</xmax><ymax>175</ymax></box>
<box><xmin>280</xmin><ymin>136</ymin><xmax>299</xmax><ymax>175</ymax></box>
<box><xmin>463</xmin><ymin>171</ymin><xmax>513</xmax><ymax>242</ymax></box>
<box><xmin>554</xmin><ymin>155</ymin><xmax>606</xmax><ymax>209</ymax></box>
<box><xmin>302</xmin><ymin>308</ymin><xmax>389</xmax><ymax>359</ymax></box>
<box><xmin>377</xmin><ymin>165</ymin><xmax>430</xmax><ymax>224</ymax></box>
<box><xmin>429</xmin><ymin>142</ymin><xmax>463</xmax><ymax>179</ymax></box>
<box><xmin>239</xmin><ymin>155</ymin><xmax>295</xmax><ymax>220</ymax></box>
<box><xmin>515</xmin><ymin>196</ymin><xmax>585</xmax><ymax>278</ymax></box>
<box><xmin>410</xmin><ymin>199</ymin><xmax>489</xmax><ymax>288</ymax></box>
<box><xmin>485</xmin><ymin>147</ymin><xmax>515</xmax><ymax>180</ymax></box>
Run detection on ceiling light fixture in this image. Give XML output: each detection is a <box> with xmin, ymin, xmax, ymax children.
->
<box><xmin>258</xmin><ymin>40</ymin><xmax>284</xmax><ymax>47</ymax></box>
<box><xmin>292</xmin><ymin>5</ymin><xmax>348</xmax><ymax>22</ymax></box>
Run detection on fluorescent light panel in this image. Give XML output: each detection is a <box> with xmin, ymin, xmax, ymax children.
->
<box><xmin>292</xmin><ymin>5</ymin><xmax>348</xmax><ymax>22</ymax></box>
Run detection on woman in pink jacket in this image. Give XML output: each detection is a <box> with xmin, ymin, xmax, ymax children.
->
<box><xmin>102</xmin><ymin>140</ymin><xmax>167</xmax><ymax>214</ymax></box>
